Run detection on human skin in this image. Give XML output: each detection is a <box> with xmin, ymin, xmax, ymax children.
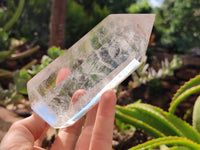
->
<box><xmin>0</xmin><ymin>68</ymin><xmax>117</xmax><ymax>150</ymax></box>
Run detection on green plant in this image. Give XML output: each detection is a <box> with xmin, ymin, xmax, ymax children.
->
<box><xmin>193</xmin><ymin>96</ymin><xmax>200</xmax><ymax>133</ymax></box>
<box><xmin>13</xmin><ymin>69</ymin><xmax>31</xmax><ymax>95</ymax></box>
<box><xmin>0</xmin><ymin>47</ymin><xmax>64</xmax><ymax>107</ymax></box>
<box><xmin>169</xmin><ymin>75</ymin><xmax>200</xmax><ymax>114</ymax></box>
<box><xmin>148</xmin><ymin>78</ymin><xmax>164</xmax><ymax>97</ymax></box>
<box><xmin>0</xmin><ymin>84</ymin><xmax>23</xmax><ymax>107</ymax></box>
<box><xmin>28</xmin><ymin>46</ymin><xmax>65</xmax><ymax>75</ymax></box>
<box><xmin>0</xmin><ymin>39</ymin><xmax>40</xmax><ymax>79</ymax></box>
<box><xmin>132</xmin><ymin>55</ymin><xmax>182</xmax><ymax>86</ymax></box>
<box><xmin>115</xmin><ymin>75</ymin><xmax>200</xmax><ymax>149</ymax></box>
<box><xmin>0</xmin><ymin>43</ymin><xmax>40</xmax><ymax>63</ymax></box>
<box><xmin>47</xmin><ymin>46</ymin><xmax>65</xmax><ymax>60</ymax></box>
<box><xmin>116</xmin><ymin>119</ymin><xmax>136</xmax><ymax>134</ymax></box>
<box><xmin>0</xmin><ymin>0</ymin><xmax>25</xmax><ymax>50</ymax></box>
<box><xmin>0</xmin><ymin>0</ymin><xmax>40</xmax><ymax>64</ymax></box>
<box><xmin>0</xmin><ymin>0</ymin><xmax>52</xmax><ymax>49</ymax></box>
<box><xmin>0</xmin><ymin>69</ymin><xmax>32</xmax><ymax>107</ymax></box>
<box><xmin>130</xmin><ymin>136</ymin><xmax>200</xmax><ymax>150</ymax></box>
<box><xmin>2</xmin><ymin>0</ymin><xmax>25</xmax><ymax>32</ymax></box>
<box><xmin>127</xmin><ymin>0</ymin><xmax>153</xmax><ymax>13</ymax></box>
<box><xmin>154</xmin><ymin>0</ymin><xmax>200</xmax><ymax>52</ymax></box>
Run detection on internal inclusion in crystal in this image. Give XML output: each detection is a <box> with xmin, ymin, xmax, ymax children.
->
<box><xmin>27</xmin><ymin>14</ymin><xmax>155</xmax><ymax>128</ymax></box>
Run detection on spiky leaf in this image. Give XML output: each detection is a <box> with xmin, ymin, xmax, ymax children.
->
<box><xmin>168</xmin><ymin>146</ymin><xmax>190</xmax><ymax>150</ymax></box>
<box><xmin>125</xmin><ymin>103</ymin><xmax>183</xmax><ymax>136</ymax></box>
<box><xmin>193</xmin><ymin>96</ymin><xmax>200</xmax><ymax>133</ymax></box>
<box><xmin>169</xmin><ymin>75</ymin><xmax>200</xmax><ymax>114</ymax></box>
<box><xmin>115</xmin><ymin>106</ymin><xmax>165</xmax><ymax>138</ymax></box>
<box><xmin>129</xmin><ymin>136</ymin><xmax>200</xmax><ymax>150</ymax></box>
<box><xmin>120</xmin><ymin>103</ymin><xmax>200</xmax><ymax>143</ymax></box>
<box><xmin>172</xmin><ymin>75</ymin><xmax>200</xmax><ymax>102</ymax></box>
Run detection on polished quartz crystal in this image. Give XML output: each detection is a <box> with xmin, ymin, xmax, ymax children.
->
<box><xmin>27</xmin><ymin>14</ymin><xmax>155</xmax><ymax>128</ymax></box>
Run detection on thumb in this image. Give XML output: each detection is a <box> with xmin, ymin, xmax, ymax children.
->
<box><xmin>1</xmin><ymin>113</ymin><xmax>49</xmax><ymax>150</ymax></box>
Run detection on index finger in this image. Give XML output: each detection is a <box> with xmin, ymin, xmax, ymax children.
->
<box><xmin>89</xmin><ymin>90</ymin><xmax>117</xmax><ymax>150</ymax></box>
<box><xmin>56</xmin><ymin>68</ymin><xmax>71</xmax><ymax>85</ymax></box>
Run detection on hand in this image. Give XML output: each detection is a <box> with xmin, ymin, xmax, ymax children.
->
<box><xmin>0</xmin><ymin>68</ymin><xmax>117</xmax><ymax>150</ymax></box>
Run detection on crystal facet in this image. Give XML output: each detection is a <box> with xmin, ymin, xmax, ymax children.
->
<box><xmin>27</xmin><ymin>14</ymin><xmax>155</xmax><ymax>128</ymax></box>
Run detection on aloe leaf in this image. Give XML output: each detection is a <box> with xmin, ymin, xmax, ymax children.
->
<box><xmin>127</xmin><ymin>103</ymin><xmax>200</xmax><ymax>144</ymax></box>
<box><xmin>115</xmin><ymin>107</ymin><xmax>165</xmax><ymax>138</ymax></box>
<box><xmin>168</xmin><ymin>146</ymin><xmax>190</xmax><ymax>150</ymax></box>
<box><xmin>169</xmin><ymin>75</ymin><xmax>200</xmax><ymax>114</ymax></box>
<box><xmin>125</xmin><ymin>103</ymin><xmax>183</xmax><ymax>136</ymax></box>
<box><xmin>183</xmin><ymin>107</ymin><xmax>193</xmax><ymax>121</ymax></box>
<box><xmin>172</xmin><ymin>75</ymin><xmax>200</xmax><ymax>102</ymax></box>
<box><xmin>169</xmin><ymin>85</ymin><xmax>200</xmax><ymax>114</ymax></box>
<box><xmin>163</xmin><ymin>110</ymin><xmax>200</xmax><ymax>144</ymax></box>
<box><xmin>129</xmin><ymin>136</ymin><xmax>200</xmax><ymax>150</ymax></box>
<box><xmin>193</xmin><ymin>96</ymin><xmax>200</xmax><ymax>133</ymax></box>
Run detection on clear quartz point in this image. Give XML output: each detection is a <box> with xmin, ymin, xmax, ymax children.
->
<box><xmin>27</xmin><ymin>14</ymin><xmax>155</xmax><ymax>128</ymax></box>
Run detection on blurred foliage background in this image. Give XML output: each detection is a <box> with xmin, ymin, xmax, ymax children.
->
<box><xmin>1</xmin><ymin>0</ymin><xmax>200</xmax><ymax>51</ymax></box>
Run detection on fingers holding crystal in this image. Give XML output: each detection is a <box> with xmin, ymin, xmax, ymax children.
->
<box><xmin>74</xmin><ymin>101</ymin><xmax>98</xmax><ymax>150</ymax></box>
<box><xmin>51</xmin><ymin>69</ymin><xmax>86</xmax><ymax>150</ymax></box>
<box><xmin>89</xmin><ymin>90</ymin><xmax>117</xmax><ymax>150</ymax></box>
<box><xmin>56</xmin><ymin>68</ymin><xmax>71</xmax><ymax>85</ymax></box>
<box><xmin>53</xmin><ymin>68</ymin><xmax>116</xmax><ymax>150</ymax></box>
<box><xmin>70</xmin><ymin>89</ymin><xmax>87</xmax><ymax>108</ymax></box>
<box><xmin>51</xmin><ymin>90</ymin><xmax>86</xmax><ymax>150</ymax></box>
